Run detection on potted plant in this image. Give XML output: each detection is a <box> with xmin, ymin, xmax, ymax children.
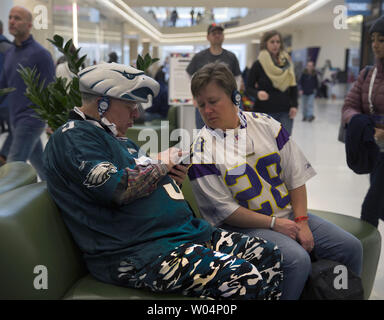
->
<box><xmin>1</xmin><ymin>34</ymin><xmax>159</xmax><ymax>132</ymax></box>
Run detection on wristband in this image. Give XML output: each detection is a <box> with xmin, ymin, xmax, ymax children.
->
<box><xmin>270</xmin><ymin>216</ymin><xmax>276</xmax><ymax>230</ymax></box>
<box><xmin>294</xmin><ymin>216</ymin><xmax>308</xmax><ymax>223</ymax></box>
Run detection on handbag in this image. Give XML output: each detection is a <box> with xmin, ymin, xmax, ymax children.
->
<box><xmin>339</xmin><ymin>66</ymin><xmax>373</xmax><ymax>143</ymax></box>
<box><xmin>300</xmin><ymin>251</ymin><xmax>364</xmax><ymax>300</ymax></box>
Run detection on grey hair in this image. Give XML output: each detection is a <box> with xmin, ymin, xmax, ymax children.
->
<box><xmin>81</xmin><ymin>92</ymin><xmax>100</xmax><ymax>105</ymax></box>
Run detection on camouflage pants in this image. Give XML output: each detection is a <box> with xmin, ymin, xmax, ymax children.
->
<box><xmin>116</xmin><ymin>229</ymin><xmax>283</xmax><ymax>300</ymax></box>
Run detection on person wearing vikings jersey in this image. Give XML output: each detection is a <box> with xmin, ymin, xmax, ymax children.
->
<box><xmin>189</xmin><ymin>61</ymin><xmax>363</xmax><ymax>300</ymax></box>
<box><xmin>43</xmin><ymin>62</ymin><xmax>283</xmax><ymax>300</ymax></box>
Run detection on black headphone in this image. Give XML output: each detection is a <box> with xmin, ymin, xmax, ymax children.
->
<box><xmin>231</xmin><ymin>90</ymin><xmax>241</xmax><ymax>107</ymax></box>
<box><xmin>98</xmin><ymin>96</ymin><xmax>110</xmax><ymax>116</ymax></box>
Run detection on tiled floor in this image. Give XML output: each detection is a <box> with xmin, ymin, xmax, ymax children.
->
<box><xmin>292</xmin><ymin>97</ymin><xmax>384</xmax><ymax>300</ymax></box>
<box><xmin>0</xmin><ymin>96</ymin><xmax>382</xmax><ymax>299</ymax></box>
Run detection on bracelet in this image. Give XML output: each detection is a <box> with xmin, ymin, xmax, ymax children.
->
<box><xmin>270</xmin><ymin>216</ymin><xmax>276</xmax><ymax>230</ymax></box>
<box><xmin>294</xmin><ymin>216</ymin><xmax>309</xmax><ymax>223</ymax></box>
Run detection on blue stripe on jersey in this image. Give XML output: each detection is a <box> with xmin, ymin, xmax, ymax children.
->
<box><xmin>188</xmin><ymin>164</ymin><xmax>221</xmax><ymax>181</ymax></box>
<box><xmin>276</xmin><ymin>126</ymin><xmax>290</xmax><ymax>150</ymax></box>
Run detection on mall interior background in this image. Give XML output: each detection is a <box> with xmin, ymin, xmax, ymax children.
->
<box><xmin>1</xmin><ymin>0</ymin><xmax>384</xmax><ymax>299</ymax></box>
<box><xmin>0</xmin><ymin>0</ymin><xmax>373</xmax><ymax>85</ymax></box>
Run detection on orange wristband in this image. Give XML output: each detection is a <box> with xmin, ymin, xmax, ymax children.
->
<box><xmin>294</xmin><ymin>216</ymin><xmax>308</xmax><ymax>223</ymax></box>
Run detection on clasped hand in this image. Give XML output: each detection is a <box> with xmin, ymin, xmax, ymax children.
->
<box><xmin>274</xmin><ymin>218</ymin><xmax>314</xmax><ymax>252</ymax></box>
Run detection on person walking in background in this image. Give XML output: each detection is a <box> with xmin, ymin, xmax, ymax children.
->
<box><xmin>342</xmin><ymin>15</ymin><xmax>384</xmax><ymax>228</ymax></box>
<box><xmin>186</xmin><ymin>23</ymin><xmax>242</xmax><ymax>129</ymax></box>
<box><xmin>0</xmin><ymin>20</ymin><xmax>13</xmax><ymax>166</ymax></box>
<box><xmin>299</xmin><ymin>61</ymin><xmax>318</xmax><ymax>122</ymax></box>
<box><xmin>319</xmin><ymin>59</ymin><xmax>334</xmax><ymax>99</ymax></box>
<box><xmin>246</xmin><ymin>30</ymin><xmax>298</xmax><ymax>135</ymax></box>
<box><xmin>196</xmin><ymin>12</ymin><xmax>202</xmax><ymax>25</ymax></box>
<box><xmin>143</xmin><ymin>66</ymin><xmax>170</xmax><ymax>121</ymax></box>
<box><xmin>170</xmin><ymin>9</ymin><xmax>178</xmax><ymax>27</ymax></box>
<box><xmin>108</xmin><ymin>51</ymin><xmax>118</xmax><ymax>63</ymax></box>
<box><xmin>0</xmin><ymin>6</ymin><xmax>55</xmax><ymax>179</ymax></box>
<box><xmin>190</xmin><ymin>8</ymin><xmax>195</xmax><ymax>26</ymax></box>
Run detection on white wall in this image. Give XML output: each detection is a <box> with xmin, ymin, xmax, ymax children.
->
<box><xmin>288</xmin><ymin>23</ymin><xmax>351</xmax><ymax>70</ymax></box>
<box><xmin>0</xmin><ymin>0</ymin><xmax>14</xmax><ymax>39</ymax></box>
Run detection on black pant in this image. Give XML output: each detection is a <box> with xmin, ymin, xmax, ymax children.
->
<box><xmin>361</xmin><ymin>153</ymin><xmax>384</xmax><ymax>227</ymax></box>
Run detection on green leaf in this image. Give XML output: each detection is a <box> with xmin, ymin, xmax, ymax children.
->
<box><xmin>0</xmin><ymin>87</ymin><xmax>16</xmax><ymax>96</ymax></box>
<box><xmin>20</xmin><ymin>34</ymin><xmax>161</xmax><ymax>132</ymax></box>
<box><xmin>53</xmin><ymin>34</ymin><xmax>64</xmax><ymax>48</ymax></box>
<box><xmin>136</xmin><ymin>54</ymin><xmax>145</xmax><ymax>71</ymax></box>
<box><xmin>136</xmin><ymin>53</ymin><xmax>159</xmax><ymax>72</ymax></box>
<box><xmin>144</xmin><ymin>53</ymin><xmax>151</xmax><ymax>67</ymax></box>
<box><xmin>64</xmin><ymin>38</ymin><xmax>73</xmax><ymax>52</ymax></box>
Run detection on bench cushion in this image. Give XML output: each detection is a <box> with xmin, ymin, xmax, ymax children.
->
<box><xmin>310</xmin><ymin>209</ymin><xmax>381</xmax><ymax>300</ymax></box>
<box><xmin>0</xmin><ymin>161</ymin><xmax>37</xmax><ymax>194</ymax></box>
<box><xmin>0</xmin><ymin>182</ymin><xmax>87</xmax><ymax>299</ymax></box>
<box><xmin>63</xmin><ymin>274</ymin><xmax>199</xmax><ymax>300</ymax></box>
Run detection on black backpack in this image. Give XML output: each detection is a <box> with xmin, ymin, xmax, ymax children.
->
<box><xmin>300</xmin><ymin>252</ymin><xmax>364</xmax><ymax>300</ymax></box>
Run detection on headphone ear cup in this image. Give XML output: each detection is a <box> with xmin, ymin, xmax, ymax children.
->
<box><xmin>98</xmin><ymin>97</ymin><xmax>110</xmax><ymax>115</ymax></box>
<box><xmin>232</xmin><ymin>90</ymin><xmax>241</xmax><ymax>106</ymax></box>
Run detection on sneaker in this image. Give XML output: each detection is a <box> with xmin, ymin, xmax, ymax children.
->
<box><xmin>302</xmin><ymin>117</ymin><xmax>307</xmax><ymax>121</ymax></box>
<box><xmin>308</xmin><ymin>116</ymin><xmax>315</xmax><ymax>122</ymax></box>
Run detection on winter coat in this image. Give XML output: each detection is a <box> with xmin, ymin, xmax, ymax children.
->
<box><xmin>343</xmin><ymin>59</ymin><xmax>384</xmax><ymax>124</ymax></box>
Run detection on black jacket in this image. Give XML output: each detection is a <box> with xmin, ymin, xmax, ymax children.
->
<box><xmin>345</xmin><ymin>114</ymin><xmax>379</xmax><ymax>174</ymax></box>
<box><xmin>246</xmin><ymin>60</ymin><xmax>298</xmax><ymax>113</ymax></box>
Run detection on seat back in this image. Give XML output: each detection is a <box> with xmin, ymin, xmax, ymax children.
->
<box><xmin>181</xmin><ymin>175</ymin><xmax>202</xmax><ymax>219</ymax></box>
<box><xmin>125</xmin><ymin>105</ymin><xmax>179</xmax><ymax>150</ymax></box>
<box><xmin>0</xmin><ymin>182</ymin><xmax>87</xmax><ymax>299</ymax></box>
<box><xmin>0</xmin><ymin>161</ymin><xmax>37</xmax><ymax>194</ymax></box>
<box><xmin>167</xmin><ymin>105</ymin><xmax>178</xmax><ymax>131</ymax></box>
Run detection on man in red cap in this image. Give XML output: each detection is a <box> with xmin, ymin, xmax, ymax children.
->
<box><xmin>187</xmin><ymin>23</ymin><xmax>242</xmax><ymax>128</ymax></box>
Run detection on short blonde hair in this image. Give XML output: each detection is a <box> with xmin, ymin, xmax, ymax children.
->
<box><xmin>190</xmin><ymin>61</ymin><xmax>236</xmax><ymax>98</ymax></box>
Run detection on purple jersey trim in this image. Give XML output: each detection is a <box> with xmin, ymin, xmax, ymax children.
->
<box><xmin>188</xmin><ymin>164</ymin><xmax>221</xmax><ymax>181</ymax></box>
<box><xmin>276</xmin><ymin>126</ymin><xmax>290</xmax><ymax>151</ymax></box>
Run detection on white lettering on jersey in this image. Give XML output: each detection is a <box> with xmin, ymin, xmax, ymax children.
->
<box><xmin>62</xmin><ymin>121</ymin><xmax>75</xmax><ymax>133</ymax></box>
<box><xmin>163</xmin><ymin>182</ymin><xmax>184</xmax><ymax>200</ymax></box>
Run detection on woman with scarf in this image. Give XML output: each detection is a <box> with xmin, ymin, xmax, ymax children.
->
<box><xmin>246</xmin><ymin>30</ymin><xmax>298</xmax><ymax>135</ymax></box>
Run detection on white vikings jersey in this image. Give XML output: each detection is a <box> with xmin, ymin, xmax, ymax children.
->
<box><xmin>188</xmin><ymin>111</ymin><xmax>316</xmax><ymax>226</ymax></box>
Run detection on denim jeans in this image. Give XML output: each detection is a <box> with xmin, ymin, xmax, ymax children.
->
<box><xmin>223</xmin><ymin>212</ymin><xmax>363</xmax><ymax>300</ymax></box>
<box><xmin>269</xmin><ymin>112</ymin><xmax>293</xmax><ymax>135</ymax></box>
<box><xmin>301</xmin><ymin>94</ymin><xmax>315</xmax><ymax>119</ymax></box>
<box><xmin>7</xmin><ymin>124</ymin><xmax>46</xmax><ymax>180</ymax></box>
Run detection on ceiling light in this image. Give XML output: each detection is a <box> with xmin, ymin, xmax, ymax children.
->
<box><xmin>97</xmin><ymin>0</ymin><xmax>332</xmax><ymax>44</ymax></box>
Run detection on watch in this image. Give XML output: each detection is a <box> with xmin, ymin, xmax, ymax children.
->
<box><xmin>270</xmin><ymin>216</ymin><xmax>276</xmax><ymax>230</ymax></box>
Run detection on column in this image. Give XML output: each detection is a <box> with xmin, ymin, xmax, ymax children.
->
<box><xmin>246</xmin><ymin>42</ymin><xmax>260</xmax><ymax>68</ymax></box>
<box><xmin>142</xmin><ymin>41</ymin><xmax>150</xmax><ymax>56</ymax></box>
<box><xmin>129</xmin><ymin>38</ymin><xmax>138</xmax><ymax>66</ymax></box>
<box><xmin>152</xmin><ymin>45</ymin><xmax>159</xmax><ymax>59</ymax></box>
<box><xmin>0</xmin><ymin>0</ymin><xmax>13</xmax><ymax>39</ymax></box>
